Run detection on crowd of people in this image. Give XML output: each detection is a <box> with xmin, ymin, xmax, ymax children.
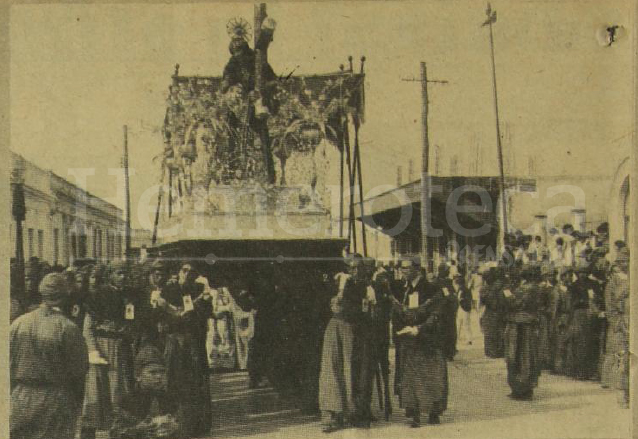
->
<box><xmin>9</xmin><ymin>221</ymin><xmax>631</xmax><ymax>438</ymax></box>
<box><xmin>317</xmin><ymin>222</ymin><xmax>631</xmax><ymax>432</ymax></box>
<box><xmin>10</xmin><ymin>257</ymin><xmax>267</xmax><ymax>439</ymax></box>
<box><xmin>474</xmin><ymin>224</ymin><xmax>630</xmax><ymax>406</ymax></box>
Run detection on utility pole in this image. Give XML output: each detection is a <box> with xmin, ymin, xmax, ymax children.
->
<box><xmin>482</xmin><ymin>3</ymin><xmax>509</xmax><ymax>251</ymax></box>
<box><xmin>403</xmin><ymin>63</ymin><xmax>447</xmax><ymax>268</ymax></box>
<box><xmin>11</xmin><ymin>160</ymin><xmax>26</xmax><ymax>305</ymax></box>
<box><xmin>123</xmin><ymin>125</ymin><xmax>131</xmax><ymax>260</ymax></box>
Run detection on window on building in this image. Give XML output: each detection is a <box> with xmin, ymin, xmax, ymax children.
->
<box><xmin>97</xmin><ymin>229</ymin><xmax>103</xmax><ymax>260</ymax></box>
<box><xmin>37</xmin><ymin>230</ymin><xmax>44</xmax><ymax>259</ymax></box>
<box><xmin>53</xmin><ymin>228</ymin><xmax>59</xmax><ymax>265</ymax></box>
<box><xmin>70</xmin><ymin>232</ymin><xmax>77</xmax><ymax>260</ymax></box>
<box><xmin>93</xmin><ymin>228</ymin><xmax>97</xmax><ymax>259</ymax></box>
<box><xmin>27</xmin><ymin>228</ymin><xmax>34</xmax><ymax>259</ymax></box>
<box><xmin>79</xmin><ymin>234</ymin><xmax>87</xmax><ymax>258</ymax></box>
<box><xmin>107</xmin><ymin>232</ymin><xmax>114</xmax><ymax>261</ymax></box>
<box><xmin>116</xmin><ymin>234</ymin><xmax>122</xmax><ymax>259</ymax></box>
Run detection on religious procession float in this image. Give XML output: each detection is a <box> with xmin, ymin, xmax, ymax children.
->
<box><xmin>148</xmin><ymin>4</ymin><xmax>368</xmax><ymax>395</ymax></box>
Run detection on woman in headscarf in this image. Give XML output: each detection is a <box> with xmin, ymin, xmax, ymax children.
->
<box><xmin>80</xmin><ymin>261</ymin><xmax>134</xmax><ymax>439</ymax></box>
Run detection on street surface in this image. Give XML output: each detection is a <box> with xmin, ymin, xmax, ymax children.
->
<box><xmin>92</xmin><ymin>314</ymin><xmax>632</xmax><ymax>439</ymax></box>
<box><xmin>205</xmin><ymin>315</ymin><xmax>632</xmax><ymax>439</ymax></box>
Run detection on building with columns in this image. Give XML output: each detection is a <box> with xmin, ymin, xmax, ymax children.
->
<box><xmin>10</xmin><ymin>152</ymin><xmax>125</xmax><ymax>266</ymax></box>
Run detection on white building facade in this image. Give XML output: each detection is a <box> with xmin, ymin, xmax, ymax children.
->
<box><xmin>10</xmin><ymin>152</ymin><xmax>125</xmax><ymax>266</ymax></box>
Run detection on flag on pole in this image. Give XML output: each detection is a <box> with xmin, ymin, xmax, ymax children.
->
<box><xmin>482</xmin><ymin>3</ymin><xmax>497</xmax><ymax>27</ymax></box>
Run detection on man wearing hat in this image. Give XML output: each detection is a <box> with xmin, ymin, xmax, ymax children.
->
<box><xmin>110</xmin><ymin>345</ymin><xmax>181</xmax><ymax>439</ymax></box>
<box><xmin>391</xmin><ymin>257</ymin><xmax>449</xmax><ymax>427</ymax></box>
<box><xmin>10</xmin><ymin>273</ymin><xmax>89</xmax><ymax>439</ymax></box>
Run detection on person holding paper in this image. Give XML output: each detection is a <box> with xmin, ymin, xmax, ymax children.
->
<box><xmin>131</xmin><ymin>259</ymin><xmax>169</xmax><ymax>354</ymax></box>
<box><xmin>161</xmin><ymin>263</ymin><xmax>212</xmax><ymax>438</ymax></box>
<box><xmin>80</xmin><ymin>261</ymin><xmax>135</xmax><ymax>439</ymax></box>
<box><xmin>392</xmin><ymin>258</ymin><xmax>449</xmax><ymax>427</ymax></box>
<box><xmin>502</xmin><ymin>265</ymin><xmax>541</xmax><ymax>400</ymax></box>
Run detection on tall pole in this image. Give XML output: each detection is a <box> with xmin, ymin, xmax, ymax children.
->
<box><xmin>339</xmin><ymin>138</ymin><xmax>345</xmax><ymax>237</ymax></box>
<box><xmin>402</xmin><ymin>65</ymin><xmax>447</xmax><ymax>268</ymax></box>
<box><xmin>354</xmin><ymin>118</ymin><xmax>368</xmax><ymax>256</ymax></box>
<box><xmin>344</xmin><ymin>120</ymin><xmax>357</xmax><ymax>252</ymax></box>
<box><xmin>152</xmin><ymin>160</ymin><xmax>166</xmax><ymax>246</ymax></box>
<box><xmin>11</xmin><ymin>163</ymin><xmax>26</xmax><ymax>305</ymax></box>
<box><xmin>419</xmin><ymin>62</ymin><xmax>430</xmax><ymax>268</ymax></box>
<box><xmin>483</xmin><ymin>3</ymin><xmax>509</xmax><ymax>251</ymax></box>
<box><xmin>123</xmin><ymin>125</ymin><xmax>131</xmax><ymax>260</ymax></box>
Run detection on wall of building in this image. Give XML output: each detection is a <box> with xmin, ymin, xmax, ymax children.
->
<box><xmin>10</xmin><ymin>152</ymin><xmax>125</xmax><ymax>266</ymax></box>
<box><xmin>508</xmin><ymin>174</ymin><xmax>611</xmax><ymax>234</ymax></box>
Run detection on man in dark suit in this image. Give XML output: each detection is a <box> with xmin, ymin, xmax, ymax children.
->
<box><xmin>392</xmin><ymin>258</ymin><xmax>449</xmax><ymax>427</ymax></box>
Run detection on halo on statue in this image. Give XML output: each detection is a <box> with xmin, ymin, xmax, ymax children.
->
<box><xmin>226</xmin><ymin>17</ymin><xmax>252</xmax><ymax>41</ymax></box>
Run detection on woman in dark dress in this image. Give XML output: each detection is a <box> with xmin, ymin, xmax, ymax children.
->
<box><xmin>480</xmin><ymin>267</ymin><xmax>505</xmax><ymax>358</ymax></box>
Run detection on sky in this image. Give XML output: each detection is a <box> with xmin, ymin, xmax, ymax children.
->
<box><xmin>10</xmin><ymin>1</ymin><xmax>633</xmax><ymax>228</ymax></box>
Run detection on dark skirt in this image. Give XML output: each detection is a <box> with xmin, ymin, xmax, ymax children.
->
<box><xmin>569</xmin><ymin>309</ymin><xmax>592</xmax><ymax>379</ymax></box>
<box><xmin>164</xmin><ymin>331</ymin><xmax>211</xmax><ymax>437</ymax></box>
<box><xmin>481</xmin><ymin>310</ymin><xmax>504</xmax><ymax>358</ymax></box>
<box><xmin>537</xmin><ymin>313</ymin><xmax>552</xmax><ymax>369</ymax></box>
<box><xmin>504</xmin><ymin>322</ymin><xmax>540</xmax><ymax>397</ymax></box>
<box><xmin>399</xmin><ymin>342</ymin><xmax>448</xmax><ymax>415</ymax></box>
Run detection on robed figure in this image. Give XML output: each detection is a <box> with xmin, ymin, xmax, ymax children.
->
<box><xmin>502</xmin><ymin>269</ymin><xmax>541</xmax><ymax>400</ymax></box>
<box><xmin>392</xmin><ymin>259</ymin><xmax>449</xmax><ymax>427</ymax></box>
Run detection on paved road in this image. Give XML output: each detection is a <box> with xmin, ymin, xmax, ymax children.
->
<box><xmin>207</xmin><ymin>328</ymin><xmax>631</xmax><ymax>438</ymax></box>
<box><xmin>93</xmin><ymin>314</ymin><xmax>631</xmax><ymax>438</ymax></box>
